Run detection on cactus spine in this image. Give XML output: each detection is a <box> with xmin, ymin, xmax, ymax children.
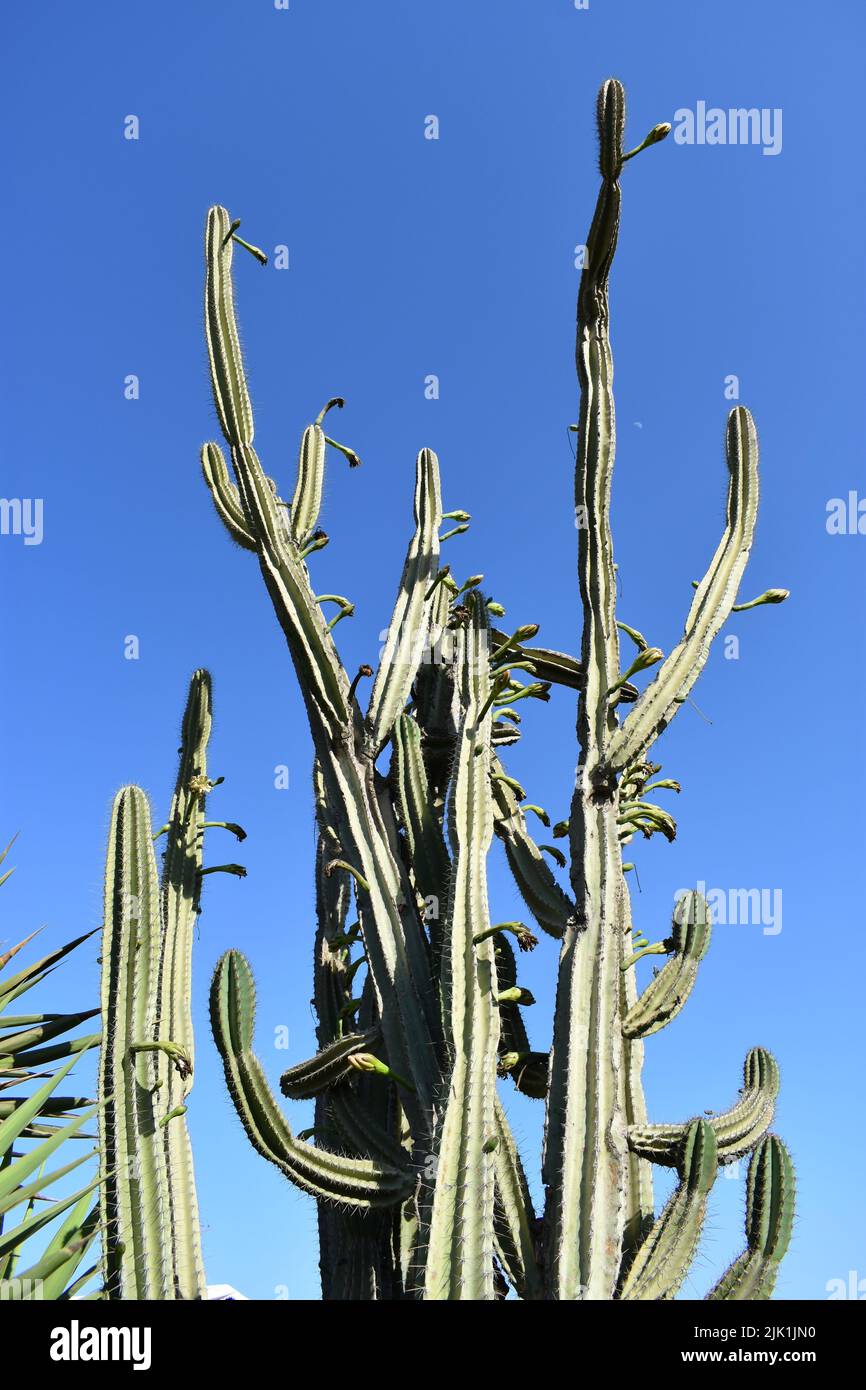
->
<box><xmin>200</xmin><ymin>80</ymin><xmax>793</xmax><ymax>1300</ymax></box>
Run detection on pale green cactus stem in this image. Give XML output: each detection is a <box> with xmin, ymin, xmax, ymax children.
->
<box><xmin>543</xmin><ymin>76</ymin><xmax>643</xmax><ymax>1302</ymax></box>
<box><xmin>153</xmin><ymin>670</ymin><xmax>214</xmax><ymax>1296</ymax></box>
<box><xmin>203</xmin><ymin>205</ymin><xmax>441</xmax><ymax>1126</ymax></box>
<box><xmin>98</xmin><ymin>671</ymin><xmax>242</xmax><ymax>1299</ymax></box>
<box><xmin>421</xmin><ymin>594</ymin><xmax>501</xmax><ymax>1300</ymax></box>
<box><xmin>622</xmin><ymin>891</ymin><xmax>711</xmax><ymax>1038</ymax></box>
<box><xmin>605</xmin><ymin>406</ymin><xmax>760</xmax><ymax>775</ymax></box>
<box><xmin>619</xmin><ymin>1119</ymin><xmax>717</xmax><ymax>1300</ymax></box>
<box><xmin>628</xmin><ymin>1047</ymin><xmax>780</xmax><ymax>1166</ymax></box>
<box><xmin>365</xmin><ymin>447</ymin><xmax>443</xmax><ymax>753</ymax></box>
<box><xmin>707</xmin><ymin>1134</ymin><xmax>795</xmax><ymax>1300</ymax></box>
<box><xmin>98</xmin><ymin>785</ymin><xmax>178</xmax><ymax>1299</ymax></box>
<box><xmin>210</xmin><ymin>950</ymin><xmax>412</xmax><ymax>1207</ymax></box>
<box><xmin>279</xmin><ymin>1027</ymin><xmax>381</xmax><ymax>1100</ymax></box>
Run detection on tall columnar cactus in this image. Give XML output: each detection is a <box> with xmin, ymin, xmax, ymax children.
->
<box><xmin>97</xmin><ymin>670</ymin><xmax>245</xmax><ymax>1298</ymax></box>
<box><xmin>201</xmin><ymin>79</ymin><xmax>793</xmax><ymax>1300</ymax></box>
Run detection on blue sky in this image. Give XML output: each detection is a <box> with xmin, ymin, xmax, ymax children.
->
<box><xmin>3</xmin><ymin>0</ymin><xmax>864</xmax><ymax>1300</ymax></box>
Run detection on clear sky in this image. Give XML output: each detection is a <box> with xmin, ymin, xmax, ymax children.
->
<box><xmin>3</xmin><ymin>0</ymin><xmax>864</xmax><ymax>1300</ymax></box>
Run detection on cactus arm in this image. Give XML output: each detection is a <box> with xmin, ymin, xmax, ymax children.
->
<box><xmin>492</xmin><ymin>935</ymin><xmax>532</xmax><ymax>1064</ymax></box>
<box><xmin>203</xmin><ymin>213</ymin><xmax>439</xmax><ymax>1113</ymax></box>
<box><xmin>366</xmin><ymin>448</ymin><xmax>443</xmax><ymax>754</ymax></box>
<box><xmin>319</xmin><ymin>755</ymin><xmax>440</xmax><ymax>1123</ymax></box>
<box><xmin>628</xmin><ymin>1047</ymin><xmax>780</xmax><ymax>1166</ymax></box>
<box><xmin>707</xmin><ymin>1135</ymin><xmax>795</xmax><ymax>1300</ymax></box>
<box><xmin>391</xmin><ymin>713</ymin><xmax>451</xmax><ymax>911</ymax></box>
<box><xmin>204</xmin><ymin>206</ymin><xmax>255</xmax><ymax>448</ymax></box>
<box><xmin>619</xmin><ymin>902</ymin><xmax>655</xmax><ymax>1260</ymax></box>
<box><xmin>490</xmin><ymin>632</ymin><xmax>584</xmax><ymax>691</ymax></box>
<box><xmin>491</xmin><ymin>1095</ymin><xmax>543</xmax><ymax>1300</ymax></box>
<box><xmin>619</xmin><ymin>1119</ymin><xmax>718</xmax><ymax>1301</ymax></box>
<box><xmin>622</xmin><ymin>891</ymin><xmax>711</xmax><ymax>1039</ymax></box>
<box><xmin>201</xmin><ymin>442</ymin><xmax>256</xmax><ymax>550</ymax></box>
<box><xmin>280</xmin><ymin>1028</ymin><xmax>381</xmax><ymax>1100</ymax></box>
<box><xmin>491</xmin><ymin>757</ymin><xmax>575</xmax><ymax>940</ymax></box>
<box><xmin>97</xmin><ymin>786</ymin><xmax>171</xmax><ymax>1299</ymax></box>
<box><xmin>230</xmin><ymin>441</ymin><xmax>353</xmax><ymax>734</ymax></box>
<box><xmin>289</xmin><ymin>423</ymin><xmax>327</xmax><ymax>546</ymax></box>
<box><xmin>606</xmin><ymin>407</ymin><xmax>760</xmax><ymax>774</ymax></box>
<box><xmin>210</xmin><ymin>951</ymin><xmax>411</xmax><ymax>1207</ymax></box>
<box><xmin>204</xmin><ymin>205</ymin><xmax>352</xmax><ymax>736</ymax></box>
<box><xmin>422</xmin><ymin>596</ymin><xmax>501</xmax><ymax>1300</ymax></box>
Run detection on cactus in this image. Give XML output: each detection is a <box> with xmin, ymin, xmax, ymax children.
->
<box><xmin>97</xmin><ymin>670</ymin><xmax>244</xmax><ymax>1298</ymax></box>
<box><xmin>200</xmin><ymin>79</ymin><xmax>793</xmax><ymax>1300</ymax></box>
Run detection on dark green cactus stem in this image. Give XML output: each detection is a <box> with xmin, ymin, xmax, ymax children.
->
<box><xmin>707</xmin><ymin>1135</ymin><xmax>795</xmax><ymax>1300</ymax></box>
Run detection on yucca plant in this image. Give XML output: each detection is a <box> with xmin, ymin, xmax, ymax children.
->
<box><xmin>0</xmin><ymin>838</ymin><xmax>102</xmax><ymax>1301</ymax></box>
<box><xmin>200</xmin><ymin>78</ymin><xmax>794</xmax><ymax>1300</ymax></box>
